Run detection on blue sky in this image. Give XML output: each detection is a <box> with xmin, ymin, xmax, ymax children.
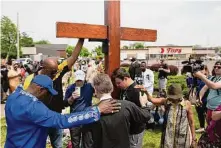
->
<box><xmin>2</xmin><ymin>0</ymin><xmax>221</xmax><ymax>50</ymax></box>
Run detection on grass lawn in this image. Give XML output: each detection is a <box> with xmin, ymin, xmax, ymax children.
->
<box><xmin>0</xmin><ymin>106</ymin><xmax>202</xmax><ymax>148</ymax></box>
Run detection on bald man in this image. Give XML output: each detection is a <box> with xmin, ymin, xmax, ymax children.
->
<box><xmin>23</xmin><ymin>39</ymin><xmax>84</xmax><ymax>148</ymax></box>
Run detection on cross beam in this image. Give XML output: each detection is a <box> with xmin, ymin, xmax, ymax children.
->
<box><xmin>56</xmin><ymin>22</ymin><xmax>157</xmax><ymax>42</ymax></box>
<box><xmin>56</xmin><ymin>1</ymin><xmax>157</xmax><ymax>75</ymax></box>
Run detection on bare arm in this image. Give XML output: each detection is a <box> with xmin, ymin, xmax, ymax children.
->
<box><xmin>162</xmin><ymin>68</ymin><xmax>170</xmax><ymax>73</ymax></box>
<box><xmin>186</xmin><ymin>100</ymin><xmax>196</xmax><ymax>142</ymax></box>
<box><xmin>67</xmin><ymin>38</ymin><xmax>84</xmax><ymax>69</ymax></box>
<box><xmin>194</xmin><ymin>72</ymin><xmax>221</xmax><ymax>89</ymax></box>
<box><xmin>134</xmin><ymin>85</ymin><xmax>167</xmax><ymax>105</ymax></box>
<box><xmin>212</xmin><ymin>111</ymin><xmax>221</xmax><ymax>121</ymax></box>
<box><xmin>145</xmin><ymin>92</ymin><xmax>167</xmax><ymax>105</ymax></box>
<box><xmin>199</xmin><ymin>85</ymin><xmax>208</xmax><ymax>102</ymax></box>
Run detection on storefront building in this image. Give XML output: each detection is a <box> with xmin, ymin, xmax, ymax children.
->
<box><xmin>121</xmin><ymin>46</ymin><xmax>216</xmax><ymax>60</ymax></box>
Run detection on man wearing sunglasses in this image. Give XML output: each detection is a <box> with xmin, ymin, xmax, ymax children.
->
<box><xmin>23</xmin><ymin>39</ymin><xmax>86</xmax><ymax>148</ymax></box>
<box><xmin>5</xmin><ymin>75</ymin><xmax>120</xmax><ymax>148</ymax></box>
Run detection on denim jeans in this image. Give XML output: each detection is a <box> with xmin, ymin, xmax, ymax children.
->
<box><xmin>48</xmin><ymin>128</ymin><xmax>63</xmax><ymax>148</ymax></box>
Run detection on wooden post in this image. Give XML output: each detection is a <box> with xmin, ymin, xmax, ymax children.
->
<box><xmin>104</xmin><ymin>1</ymin><xmax>121</xmax><ymax>76</ymax></box>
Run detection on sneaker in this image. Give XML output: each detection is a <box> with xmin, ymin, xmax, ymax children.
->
<box><xmin>196</xmin><ymin>128</ymin><xmax>205</xmax><ymax>133</ymax></box>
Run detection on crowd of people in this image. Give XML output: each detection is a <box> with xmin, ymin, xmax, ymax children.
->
<box><xmin>1</xmin><ymin>38</ymin><xmax>221</xmax><ymax>148</ymax></box>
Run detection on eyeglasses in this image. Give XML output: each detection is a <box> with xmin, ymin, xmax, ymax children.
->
<box><xmin>214</xmin><ymin>66</ymin><xmax>221</xmax><ymax>69</ymax></box>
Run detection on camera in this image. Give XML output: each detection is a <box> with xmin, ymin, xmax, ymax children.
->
<box><xmin>181</xmin><ymin>58</ymin><xmax>204</xmax><ymax>74</ymax></box>
<box><xmin>80</xmin><ymin>59</ymin><xmax>88</xmax><ymax>72</ymax></box>
<box><xmin>134</xmin><ymin>74</ymin><xmax>143</xmax><ymax>85</ymax></box>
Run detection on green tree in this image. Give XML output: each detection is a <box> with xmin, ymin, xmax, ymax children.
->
<box><xmin>1</xmin><ymin>16</ymin><xmax>20</xmax><ymax>59</ymax></box>
<box><xmin>80</xmin><ymin>47</ymin><xmax>91</xmax><ymax>57</ymax></box>
<box><xmin>34</xmin><ymin>40</ymin><xmax>50</xmax><ymax>44</ymax></box>
<box><xmin>122</xmin><ymin>45</ymin><xmax>129</xmax><ymax>49</ymax></box>
<box><xmin>20</xmin><ymin>32</ymin><xmax>34</xmax><ymax>47</ymax></box>
<box><xmin>93</xmin><ymin>45</ymin><xmax>104</xmax><ymax>57</ymax></box>
<box><xmin>129</xmin><ymin>43</ymin><xmax>135</xmax><ymax>49</ymax></box>
<box><xmin>66</xmin><ymin>45</ymin><xmax>91</xmax><ymax>57</ymax></box>
<box><xmin>134</xmin><ymin>42</ymin><xmax>144</xmax><ymax>49</ymax></box>
<box><xmin>66</xmin><ymin>45</ymin><xmax>74</xmax><ymax>57</ymax></box>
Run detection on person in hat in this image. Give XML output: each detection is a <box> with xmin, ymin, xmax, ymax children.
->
<box><xmin>64</xmin><ymin>70</ymin><xmax>94</xmax><ymax>148</ymax></box>
<box><xmin>5</xmin><ymin>75</ymin><xmax>121</xmax><ymax>148</ymax></box>
<box><xmin>23</xmin><ymin>39</ymin><xmax>85</xmax><ymax>148</ymax></box>
<box><xmin>135</xmin><ymin>83</ymin><xmax>196</xmax><ymax>148</ymax></box>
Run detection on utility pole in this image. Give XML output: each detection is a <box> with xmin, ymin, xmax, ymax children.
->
<box><xmin>17</xmin><ymin>12</ymin><xmax>20</xmax><ymax>59</ymax></box>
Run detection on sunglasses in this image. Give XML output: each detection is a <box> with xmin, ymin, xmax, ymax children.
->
<box><xmin>214</xmin><ymin>66</ymin><xmax>221</xmax><ymax>69</ymax></box>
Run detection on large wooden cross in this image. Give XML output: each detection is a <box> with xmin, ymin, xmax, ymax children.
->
<box><xmin>56</xmin><ymin>0</ymin><xmax>157</xmax><ymax>75</ymax></box>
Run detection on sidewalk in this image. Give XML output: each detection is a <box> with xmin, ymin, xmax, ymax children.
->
<box><xmin>1</xmin><ymin>104</ymin><xmax>5</xmax><ymax>118</ymax></box>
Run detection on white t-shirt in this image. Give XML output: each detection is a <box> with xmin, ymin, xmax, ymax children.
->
<box><xmin>142</xmin><ymin>69</ymin><xmax>154</xmax><ymax>94</ymax></box>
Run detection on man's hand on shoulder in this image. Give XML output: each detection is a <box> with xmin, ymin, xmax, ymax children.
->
<box><xmin>97</xmin><ymin>99</ymin><xmax>121</xmax><ymax>115</ymax></box>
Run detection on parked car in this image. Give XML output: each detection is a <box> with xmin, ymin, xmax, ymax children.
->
<box><xmin>214</xmin><ymin>55</ymin><xmax>221</xmax><ymax>61</ymax></box>
<box><xmin>16</xmin><ymin>58</ymin><xmax>33</xmax><ymax>65</ymax></box>
<box><xmin>58</xmin><ymin>58</ymin><xmax>65</xmax><ymax>64</ymax></box>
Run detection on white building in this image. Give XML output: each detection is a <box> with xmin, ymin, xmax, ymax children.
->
<box><xmin>121</xmin><ymin>46</ymin><xmax>216</xmax><ymax>60</ymax></box>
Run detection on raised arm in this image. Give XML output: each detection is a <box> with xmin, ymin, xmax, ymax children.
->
<box><xmin>67</xmin><ymin>39</ymin><xmax>84</xmax><ymax>70</ymax></box>
<box><xmin>134</xmin><ymin>85</ymin><xmax>166</xmax><ymax>105</ymax></box>
<box><xmin>145</xmin><ymin>92</ymin><xmax>166</xmax><ymax>105</ymax></box>
<box><xmin>194</xmin><ymin>71</ymin><xmax>221</xmax><ymax>89</ymax></box>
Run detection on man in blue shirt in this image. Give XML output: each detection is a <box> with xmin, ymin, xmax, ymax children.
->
<box><xmin>64</xmin><ymin>70</ymin><xmax>94</xmax><ymax>148</ymax></box>
<box><xmin>5</xmin><ymin>75</ymin><xmax>120</xmax><ymax>148</ymax></box>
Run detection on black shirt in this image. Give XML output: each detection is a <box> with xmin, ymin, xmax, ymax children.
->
<box><xmin>89</xmin><ymin>100</ymin><xmax>150</xmax><ymax>148</ymax></box>
<box><xmin>26</xmin><ymin>61</ymin><xmax>70</xmax><ymax>113</ymax></box>
<box><xmin>158</xmin><ymin>64</ymin><xmax>169</xmax><ymax>79</ymax></box>
<box><xmin>120</xmin><ymin>82</ymin><xmax>141</xmax><ymax>107</ymax></box>
<box><xmin>1</xmin><ymin>65</ymin><xmax>9</xmax><ymax>92</ymax></box>
<box><xmin>119</xmin><ymin>82</ymin><xmax>146</xmax><ymax>134</ymax></box>
<box><xmin>48</xmin><ymin>61</ymin><xmax>69</xmax><ymax>113</ymax></box>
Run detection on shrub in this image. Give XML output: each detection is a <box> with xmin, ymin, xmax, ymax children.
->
<box><xmin>150</xmin><ymin>64</ymin><xmax>179</xmax><ymax>76</ymax></box>
<box><xmin>153</xmin><ymin>72</ymin><xmax>188</xmax><ymax>95</ymax></box>
<box><xmin>169</xmin><ymin>65</ymin><xmax>179</xmax><ymax>75</ymax></box>
<box><xmin>150</xmin><ymin>64</ymin><xmax>161</xmax><ymax>72</ymax></box>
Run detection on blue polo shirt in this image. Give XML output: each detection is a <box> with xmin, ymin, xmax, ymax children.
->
<box><xmin>64</xmin><ymin>83</ymin><xmax>94</xmax><ymax>113</ymax></box>
<box><xmin>5</xmin><ymin>86</ymin><xmax>100</xmax><ymax>148</ymax></box>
